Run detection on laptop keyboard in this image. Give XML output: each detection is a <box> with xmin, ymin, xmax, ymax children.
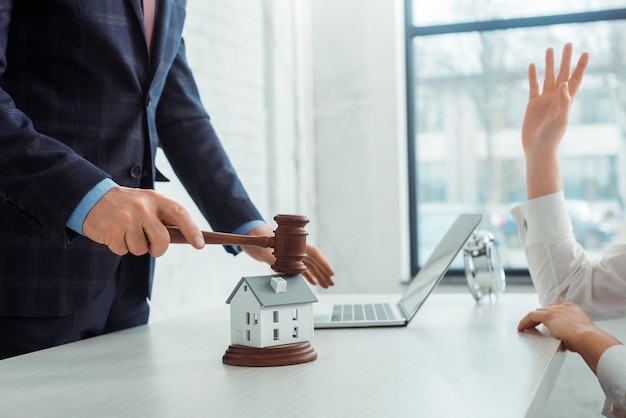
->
<box><xmin>331</xmin><ymin>303</ymin><xmax>396</xmax><ymax>322</ymax></box>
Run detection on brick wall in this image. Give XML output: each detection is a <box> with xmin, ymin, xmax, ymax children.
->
<box><xmin>149</xmin><ymin>0</ymin><xmax>408</xmax><ymax>321</ymax></box>
<box><xmin>150</xmin><ymin>0</ymin><xmax>312</xmax><ymax>322</ymax></box>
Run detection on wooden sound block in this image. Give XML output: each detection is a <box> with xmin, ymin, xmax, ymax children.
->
<box><xmin>222</xmin><ymin>341</ymin><xmax>317</xmax><ymax>367</ymax></box>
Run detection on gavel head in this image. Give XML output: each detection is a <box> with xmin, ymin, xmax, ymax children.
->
<box><xmin>271</xmin><ymin>214</ymin><xmax>309</xmax><ymax>275</ymax></box>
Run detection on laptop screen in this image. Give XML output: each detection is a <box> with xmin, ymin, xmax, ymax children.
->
<box><xmin>399</xmin><ymin>213</ymin><xmax>483</xmax><ymax>321</ymax></box>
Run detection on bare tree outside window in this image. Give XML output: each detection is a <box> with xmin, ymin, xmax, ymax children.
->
<box><xmin>407</xmin><ymin>0</ymin><xmax>626</xmax><ymax>277</ymax></box>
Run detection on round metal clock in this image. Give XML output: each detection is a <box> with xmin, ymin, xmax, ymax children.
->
<box><xmin>463</xmin><ymin>230</ymin><xmax>506</xmax><ymax>302</ymax></box>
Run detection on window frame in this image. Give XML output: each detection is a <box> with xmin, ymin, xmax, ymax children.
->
<box><xmin>403</xmin><ymin>2</ymin><xmax>626</xmax><ymax>283</ymax></box>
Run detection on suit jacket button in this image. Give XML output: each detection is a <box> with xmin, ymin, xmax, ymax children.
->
<box><xmin>130</xmin><ymin>164</ymin><xmax>143</xmax><ymax>178</ymax></box>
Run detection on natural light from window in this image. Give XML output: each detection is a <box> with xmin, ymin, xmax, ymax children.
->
<box><xmin>409</xmin><ymin>1</ymin><xmax>626</xmax><ymax>272</ymax></box>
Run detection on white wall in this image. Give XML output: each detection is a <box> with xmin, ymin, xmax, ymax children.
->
<box><xmin>150</xmin><ymin>0</ymin><xmax>315</xmax><ymax>322</ymax></box>
<box><xmin>150</xmin><ymin>0</ymin><xmax>409</xmax><ymax>321</ymax></box>
<box><xmin>311</xmin><ymin>0</ymin><xmax>410</xmax><ymax>293</ymax></box>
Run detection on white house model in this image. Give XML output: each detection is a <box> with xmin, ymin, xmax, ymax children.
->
<box><xmin>225</xmin><ymin>274</ymin><xmax>318</xmax><ymax>349</ymax></box>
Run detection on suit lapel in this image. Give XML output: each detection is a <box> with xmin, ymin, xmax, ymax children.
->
<box><xmin>150</xmin><ymin>0</ymin><xmax>186</xmax><ymax>80</ymax></box>
<box><xmin>123</xmin><ymin>0</ymin><xmax>186</xmax><ymax>87</ymax></box>
<box><xmin>149</xmin><ymin>0</ymin><xmax>166</xmax><ymax>78</ymax></box>
<box><xmin>126</xmin><ymin>0</ymin><xmax>153</xmax><ymax>69</ymax></box>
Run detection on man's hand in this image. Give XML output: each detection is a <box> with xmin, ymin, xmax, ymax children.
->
<box><xmin>83</xmin><ymin>186</ymin><xmax>205</xmax><ymax>257</ymax></box>
<box><xmin>241</xmin><ymin>225</ymin><xmax>335</xmax><ymax>288</ymax></box>
<box><xmin>301</xmin><ymin>243</ymin><xmax>335</xmax><ymax>289</ymax></box>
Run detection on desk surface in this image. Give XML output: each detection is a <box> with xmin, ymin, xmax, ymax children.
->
<box><xmin>0</xmin><ymin>292</ymin><xmax>563</xmax><ymax>418</ymax></box>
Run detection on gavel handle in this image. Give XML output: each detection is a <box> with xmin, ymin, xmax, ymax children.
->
<box><xmin>166</xmin><ymin>226</ymin><xmax>275</xmax><ymax>248</ymax></box>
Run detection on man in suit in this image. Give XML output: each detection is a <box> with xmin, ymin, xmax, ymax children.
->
<box><xmin>0</xmin><ymin>0</ymin><xmax>334</xmax><ymax>359</ymax></box>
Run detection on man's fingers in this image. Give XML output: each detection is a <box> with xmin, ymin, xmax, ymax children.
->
<box><xmin>103</xmin><ymin>234</ymin><xmax>129</xmax><ymax>256</ymax></box>
<box><xmin>305</xmin><ymin>245</ymin><xmax>335</xmax><ymax>277</ymax></box>
<box><xmin>303</xmin><ymin>256</ymin><xmax>335</xmax><ymax>289</ymax></box>
<box><xmin>143</xmin><ymin>223</ymin><xmax>171</xmax><ymax>257</ymax></box>
<box><xmin>302</xmin><ymin>244</ymin><xmax>335</xmax><ymax>288</ymax></box>
<box><xmin>124</xmin><ymin>228</ymin><xmax>150</xmax><ymax>256</ymax></box>
<box><xmin>301</xmin><ymin>270</ymin><xmax>319</xmax><ymax>287</ymax></box>
<box><xmin>156</xmin><ymin>201</ymin><xmax>204</xmax><ymax>249</ymax></box>
<box><xmin>83</xmin><ymin>186</ymin><xmax>204</xmax><ymax>256</ymax></box>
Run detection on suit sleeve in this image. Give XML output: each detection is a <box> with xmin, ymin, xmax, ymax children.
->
<box><xmin>0</xmin><ymin>2</ymin><xmax>110</xmax><ymax>246</ymax></box>
<box><xmin>155</xmin><ymin>38</ymin><xmax>264</xmax><ymax>248</ymax></box>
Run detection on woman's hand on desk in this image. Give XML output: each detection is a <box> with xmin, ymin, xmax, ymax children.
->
<box><xmin>241</xmin><ymin>225</ymin><xmax>335</xmax><ymax>289</ymax></box>
<box><xmin>518</xmin><ymin>300</ymin><xmax>622</xmax><ymax>373</ymax></box>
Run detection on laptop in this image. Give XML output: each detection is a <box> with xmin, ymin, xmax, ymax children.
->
<box><xmin>314</xmin><ymin>213</ymin><xmax>483</xmax><ymax>328</ymax></box>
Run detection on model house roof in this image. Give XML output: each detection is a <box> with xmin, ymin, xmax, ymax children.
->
<box><xmin>225</xmin><ymin>274</ymin><xmax>318</xmax><ymax>307</ymax></box>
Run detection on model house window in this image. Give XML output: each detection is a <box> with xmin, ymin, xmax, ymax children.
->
<box><xmin>246</xmin><ymin>330</ymin><xmax>251</xmax><ymax>341</ymax></box>
<box><xmin>292</xmin><ymin>308</ymin><xmax>298</xmax><ymax>320</ymax></box>
<box><xmin>273</xmin><ymin>329</ymin><xmax>279</xmax><ymax>340</ymax></box>
<box><xmin>273</xmin><ymin>311</ymin><xmax>279</xmax><ymax>323</ymax></box>
<box><xmin>254</xmin><ymin>314</ymin><xmax>258</xmax><ymax>325</ymax></box>
<box><xmin>246</xmin><ymin>312</ymin><xmax>250</xmax><ymax>325</ymax></box>
<box><xmin>243</xmin><ymin>285</ymin><xmax>248</xmax><ymax>292</ymax></box>
<box><xmin>293</xmin><ymin>327</ymin><xmax>298</xmax><ymax>338</ymax></box>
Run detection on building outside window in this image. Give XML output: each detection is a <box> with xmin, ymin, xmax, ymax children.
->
<box><xmin>406</xmin><ymin>0</ymin><xmax>626</xmax><ymax>281</ymax></box>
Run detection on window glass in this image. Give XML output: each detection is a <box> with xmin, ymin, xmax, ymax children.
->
<box><xmin>413</xmin><ymin>19</ymin><xmax>626</xmax><ymax>269</ymax></box>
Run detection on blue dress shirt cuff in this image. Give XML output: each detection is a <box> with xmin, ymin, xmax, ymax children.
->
<box><xmin>231</xmin><ymin>220</ymin><xmax>266</xmax><ymax>235</ymax></box>
<box><xmin>229</xmin><ymin>219</ymin><xmax>267</xmax><ymax>254</ymax></box>
<box><xmin>66</xmin><ymin>178</ymin><xmax>118</xmax><ymax>235</ymax></box>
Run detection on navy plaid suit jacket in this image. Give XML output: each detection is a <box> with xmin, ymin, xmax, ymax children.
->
<box><xmin>0</xmin><ymin>0</ymin><xmax>262</xmax><ymax>316</ymax></box>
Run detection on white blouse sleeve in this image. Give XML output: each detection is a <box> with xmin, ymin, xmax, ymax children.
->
<box><xmin>598</xmin><ymin>345</ymin><xmax>626</xmax><ymax>418</ymax></box>
<box><xmin>511</xmin><ymin>192</ymin><xmax>626</xmax><ymax>319</ymax></box>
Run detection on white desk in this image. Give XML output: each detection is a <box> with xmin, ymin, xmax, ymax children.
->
<box><xmin>0</xmin><ymin>293</ymin><xmax>563</xmax><ymax>418</ymax></box>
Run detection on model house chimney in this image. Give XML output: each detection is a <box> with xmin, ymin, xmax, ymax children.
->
<box><xmin>270</xmin><ymin>276</ymin><xmax>287</xmax><ymax>293</ymax></box>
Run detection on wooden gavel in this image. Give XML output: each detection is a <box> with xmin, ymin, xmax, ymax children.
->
<box><xmin>166</xmin><ymin>214</ymin><xmax>308</xmax><ymax>275</ymax></box>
